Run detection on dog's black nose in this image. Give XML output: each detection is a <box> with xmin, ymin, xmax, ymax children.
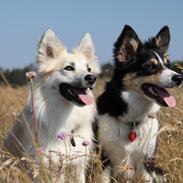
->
<box><xmin>85</xmin><ymin>74</ymin><xmax>96</xmax><ymax>85</ymax></box>
<box><xmin>172</xmin><ymin>75</ymin><xmax>183</xmax><ymax>87</ymax></box>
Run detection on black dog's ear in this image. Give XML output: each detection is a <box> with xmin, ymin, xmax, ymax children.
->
<box><xmin>155</xmin><ymin>26</ymin><xmax>170</xmax><ymax>53</ymax></box>
<box><xmin>113</xmin><ymin>25</ymin><xmax>141</xmax><ymax>64</ymax></box>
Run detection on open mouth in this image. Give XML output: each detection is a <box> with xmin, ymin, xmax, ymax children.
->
<box><xmin>59</xmin><ymin>83</ymin><xmax>93</xmax><ymax>106</ymax></box>
<box><xmin>142</xmin><ymin>83</ymin><xmax>176</xmax><ymax>108</ymax></box>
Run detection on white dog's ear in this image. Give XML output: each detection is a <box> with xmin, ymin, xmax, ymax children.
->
<box><xmin>37</xmin><ymin>29</ymin><xmax>64</xmax><ymax>63</ymax></box>
<box><xmin>78</xmin><ymin>33</ymin><xmax>95</xmax><ymax>61</ymax></box>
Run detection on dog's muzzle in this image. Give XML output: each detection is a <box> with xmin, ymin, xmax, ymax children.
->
<box><xmin>171</xmin><ymin>74</ymin><xmax>183</xmax><ymax>87</ymax></box>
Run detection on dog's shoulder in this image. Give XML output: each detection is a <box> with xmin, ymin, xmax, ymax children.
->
<box><xmin>97</xmin><ymin>81</ymin><xmax>128</xmax><ymax>117</ymax></box>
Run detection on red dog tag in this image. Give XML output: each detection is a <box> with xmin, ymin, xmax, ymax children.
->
<box><xmin>129</xmin><ymin>131</ymin><xmax>137</xmax><ymax>142</ymax></box>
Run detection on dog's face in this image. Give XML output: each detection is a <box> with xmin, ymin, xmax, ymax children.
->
<box><xmin>36</xmin><ymin>30</ymin><xmax>100</xmax><ymax>106</ymax></box>
<box><xmin>114</xmin><ymin>25</ymin><xmax>183</xmax><ymax>107</ymax></box>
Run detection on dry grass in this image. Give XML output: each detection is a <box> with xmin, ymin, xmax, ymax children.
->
<box><xmin>0</xmin><ymin>79</ymin><xmax>183</xmax><ymax>182</ymax></box>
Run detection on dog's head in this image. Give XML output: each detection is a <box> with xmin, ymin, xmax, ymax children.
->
<box><xmin>36</xmin><ymin>30</ymin><xmax>100</xmax><ymax>106</ymax></box>
<box><xmin>113</xmin><ymin>25</ymin><xmax>183</xmax><ymax>108</ymax></box>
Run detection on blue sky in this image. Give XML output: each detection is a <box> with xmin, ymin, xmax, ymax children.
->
<box><xmin>0</xmin><ymin>0</ymin><xmax>183</xmax><ymax>69</ymax></box>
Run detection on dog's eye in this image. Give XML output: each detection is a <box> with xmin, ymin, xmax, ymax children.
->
<box><xmin>142</xmin><ymin>63</ymin><xmax>159</xmax><ymax>75</ymax></box>
<box><xmin>146</xmin><ymin>64</ymin><xmax>158</xmax><ymax>73</ymax></box>
<box><xmin>87</xmin><ymin>67</ymin><xmax>91</xmax><ymax>72</ymax></box>
<box><xmin>64</xmin><ymin>66</ymin><xmax>74</xmax><ymax>71</ymax></box>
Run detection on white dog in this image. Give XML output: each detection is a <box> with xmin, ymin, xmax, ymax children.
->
<box><xmin>4</xmin><ymin>29</ymin><xmax>100</xmax><ymax>183</ymax></box>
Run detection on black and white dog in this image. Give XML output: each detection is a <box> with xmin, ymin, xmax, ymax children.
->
<box><xmin>97</xmin><ymin>25</ymin><xmax>183</xmax><ymax>182</ymax></box>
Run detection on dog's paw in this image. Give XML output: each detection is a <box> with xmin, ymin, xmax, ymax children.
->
<box><xmin>152</xmin><ymin>172</ymin><xmax>169</xmax><ymax>183</ymax></box>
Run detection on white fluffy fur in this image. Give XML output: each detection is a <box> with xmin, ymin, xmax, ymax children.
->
<box><xmin>4</xmin><ymin>29</ymin><xmax>99</xmax><ymax>183</ymax></box>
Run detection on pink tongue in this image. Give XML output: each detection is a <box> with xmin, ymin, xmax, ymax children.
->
<box><xmin>164</xmin><ymin>96</ymin><xmax>176</xmax><ymax>108</ymax></box>
<box><xmin>79</xmin><ymin>94</ymin><xmax>93</xmax><ymax>105</ymax></box>
<box><xmin>154</xmin><ymin>87</ymin><xmax>176</xmax><ymax>108</ymax></box>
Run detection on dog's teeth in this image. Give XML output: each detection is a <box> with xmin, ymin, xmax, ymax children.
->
<box><xmin>68</xmin><ymin>89</ymin><xmax>73</xmax><ymax>96</ymax></box>
<box><xmin>149</xmin><ymin>87</ymin><xmax>154</xmax><ymax>94</ymax></box>
<box><xmin>149</xmin><ymin>87</ymin><xmax>157</xmax><ymax>96</ymax></box>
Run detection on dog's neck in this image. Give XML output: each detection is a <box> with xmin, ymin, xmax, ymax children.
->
<box><xmin>120</xmin><ymin>91</ymin><xmax>160</xmax><ymax>123</ymax></box>
<box><xmin>29</xmin><ymin>86</ymin><xmax>95</xmax><ymax>135</ymax></box>
<box><xmin>28</xmin><ymin>87</ymin><xmax>74</xmax><ymax>127</ymax></box>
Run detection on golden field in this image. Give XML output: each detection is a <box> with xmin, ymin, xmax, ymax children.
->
<box><xmin>0</xmin><ymin>79</ymin><xmax>183</xmax><ymax>183</ymax></box>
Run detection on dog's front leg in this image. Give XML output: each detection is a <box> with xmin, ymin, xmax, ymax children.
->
<box><xmin>143</xmin><ymin>156</ymin><xmax>168</xmax><ymax>183</ymax></box>
<box><xmin>75</xmin><ymin>162</ymin><xmax>86</xmax><ymax>183</ymax></box>
<box><xmin>70</xmin><ymin>127</ymin><xmax>92</xmax><ymax>183</ymax></box>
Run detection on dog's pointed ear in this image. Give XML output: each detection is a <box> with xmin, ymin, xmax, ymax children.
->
<box><xmin>114</xmin><ymin>25</ymin><xmax>141</xmax><ymax>63</ymax></box>
<box><xmin>37</xmin><ymin>29</ymin><xmax>64</xmax><ymax>63</ymax></box>
<box><xmin>77</xmin><ymin>33</ymin><xmax>95</xmax><ymax>61</ymax></box>
<box><xmin>155</xmin><ymin>26</ymin><xmax>170</xmax><ymax>53</ymax></box>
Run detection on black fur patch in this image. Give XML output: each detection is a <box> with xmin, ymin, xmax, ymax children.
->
<box><xmin>144</xmin><ymin>142</ymin><xmax>165</xmax><ymax>177</ymax></box>
<box><xmin>144</xmin><ymin>157</ymin><xmax>166</xmax><ymax>176</ymax></box>
<box><xmin>101</xmin><ymin>149</ymin><xmax>111</xmax><ymax>169</ymax></box>
<box><xmin>97</xmin><ymin>79</ymin><xmax>128</xmax><ymax>117</ymax></box>
<box><xmin>92</xmin><ymin>117</ymin><xmax>99</xmax><ymax>145</ymax></box>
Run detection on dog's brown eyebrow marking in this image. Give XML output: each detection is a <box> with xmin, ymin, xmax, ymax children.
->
<box><xmin>149</xmin><ymin>58</ymin><xmax>158</xmax><ymax>65</ymax></box>
<box><xmin>163</xmin><ymin>58</ymin><xmax>168</xmax><ymax>64</ymax></box>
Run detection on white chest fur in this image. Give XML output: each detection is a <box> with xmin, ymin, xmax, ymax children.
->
<box><xmin>25</xmin><ymin>88</ymin><xmax>96</xmax><ymax>162</ymax></box>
